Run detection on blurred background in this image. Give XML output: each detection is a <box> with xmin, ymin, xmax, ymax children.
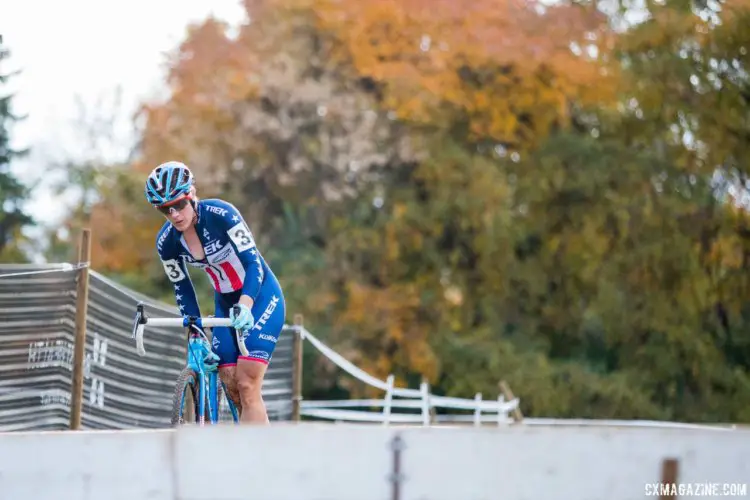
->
<box><xmin>1</xmin><ymin>0</ymin><xmax>749</xmax><ymax>423</ymax></box>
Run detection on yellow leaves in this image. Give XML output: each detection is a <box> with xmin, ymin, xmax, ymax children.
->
<box><xmin>443</xmin><ymin>285</ymin><xmax>463</xmax><ymax>307</ymax></box>
<box><xmin>547</xmin><ymin>235</ymin><xmax>563</xmax><ymax>254</ymax></box>
<box><xmin>90</xmin><ymin>200</ymin><xmax>160</xmax><ymax>273</ymax></box>
<box><xmin>719</xmin><ymin>0</ymin><xmax>750</xmax><ymax>24</ymax></box>
<box><xmin>708</xmin><ymin>234</ymin><xmax>744</xmax><ymax>271</ymax></box>
<box><xmin>385</xmin><ymin>222</ymin><xmax>399</xmax><ymax>262</ymax></box>
<box><xmin>311</xmin><ymin>0</ymin><xmax>617</xmax><ymax>145</ymax></box>
<box><xmin>393</xmin><ymin>202</ymin><xmax>408</xmax><ymax>220</ymax></box>
<box><xmin>341</xmin><ymin>281</ymin><xmax>420</xmax><ymax>326</ymax></box>
<box><xmin>336</xmin><ymin>280</ymin><xmax>436</xmax><ymax>391</ymax></box>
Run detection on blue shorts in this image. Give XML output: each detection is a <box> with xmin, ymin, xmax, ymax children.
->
<box><xmin>210</xmin><ymin>275</ymin><xmax>286</xmax><ymax>367</ymax></box>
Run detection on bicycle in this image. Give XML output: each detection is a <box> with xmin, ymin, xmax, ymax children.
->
<box><xmin>131</xmin><ymin>301</ymin><xmax>248</xmax><ymax>426</ymax></box>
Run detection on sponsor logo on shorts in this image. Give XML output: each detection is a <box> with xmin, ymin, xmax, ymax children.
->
<box><xmin>252</xmin><ymin>296</ymin><xmax>280</xmax><ymax>331</ymax></box>
<box><xmin>247</xmin><ymin>350</ymin><xmax>270</xmax><ymax>361</ymax></box>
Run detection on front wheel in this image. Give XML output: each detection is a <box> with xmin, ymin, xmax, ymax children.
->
<box><xmin>171</xmin><ymin>367</ymin><xmax>204</xmax><ymax>426</ymax></box>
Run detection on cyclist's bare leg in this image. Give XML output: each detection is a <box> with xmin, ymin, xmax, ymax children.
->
<box><xmin>236</xmin><ymin>358</ymin><xmax>269</xmax><ymax>424</ymax></box>
<box><xmin>218</xmin><ymin>366</ymin><xmax>242</xmax><ymax>414</ymax></box>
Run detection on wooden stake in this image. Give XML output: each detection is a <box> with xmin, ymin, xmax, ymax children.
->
<box><xmin>291</xmin><ymin>314</ymin><xmax>304</xmax><ymax>422</ymax></box>
<box><xmin>69</xmin><ymin>228</ymin><xmax>92</xmax><ymax>430</ymax></box>
<box><xmin>499</xmin><ymin>380</ymin><xmax>524</xmax><ymax>423</ymax></box>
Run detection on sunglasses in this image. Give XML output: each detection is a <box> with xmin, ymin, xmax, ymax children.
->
<box><xmin>156</xmin><ymin>197</ymin><xmax>191</xmax><ymax>215</ymax></box>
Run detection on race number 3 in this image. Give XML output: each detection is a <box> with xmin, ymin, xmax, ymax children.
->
<box><xmin>228</xmin><ymin>222</ymin><xmax>256</xmax><ymax>252</ymax></box>
<box><xmin>161</xmin><ymin>259</ymin><xmax>186</xmax><ymax>282</ymax></box>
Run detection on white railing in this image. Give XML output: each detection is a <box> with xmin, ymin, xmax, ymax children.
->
<box><xmin>295</xmin><ymin>328</ymin><xmax>737</xmax><ymax>430</ymax></box>
<box><xmin>297</xmin><ymin>327</ymin><xmax>520</xmax><ymax>426</ymax></box>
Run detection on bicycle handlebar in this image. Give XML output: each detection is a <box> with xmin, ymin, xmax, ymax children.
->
<box><xmin>132</xmin><ymin>302</ymin><xmax>248</xmax><ymax>357</ymax></box>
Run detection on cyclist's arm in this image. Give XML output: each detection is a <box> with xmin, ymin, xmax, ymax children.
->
<box><xmin>213</xmin><ymin>200</ymin><xmax>264</xmax><ymax>303</ymax></box>
<box><xmin>158</xmin><ymin>250</ymin><xmax>202</xmax><ymax>318</ymax></box>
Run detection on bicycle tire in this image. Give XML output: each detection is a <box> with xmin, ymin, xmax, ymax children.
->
<box><xmin>171</xmin><ymin>367</ymin><xmax>202</xmax><ymax>426</ymax></box>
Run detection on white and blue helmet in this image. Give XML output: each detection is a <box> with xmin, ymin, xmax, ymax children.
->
<box><xmin>144</xmin><ymin>161</ymin><xmax>195</xmax><ymax>206</ymax></box>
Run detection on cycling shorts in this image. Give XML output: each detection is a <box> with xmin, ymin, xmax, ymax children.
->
<box><xmin>210</xmin><ymin>275</ymin><xmax>286</xmax><ymax>366</ymax></box>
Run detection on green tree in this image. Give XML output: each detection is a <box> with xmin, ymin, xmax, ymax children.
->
<box><xmin>0</xmin><ymin>38</ymin><xmax>33</xmax><ymax>262</ymax></box>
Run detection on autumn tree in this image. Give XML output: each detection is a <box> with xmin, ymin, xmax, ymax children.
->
<box><xmin>66</xmin><ymin>0</ymin><xmax>750</xmax><ymax>421</ymax></box>
<box><xmin>308</xmin><ymin>0</ymin><xmax>621</xmax><ymax>390</ymax></box>
<box><xmin>314</xmin><ymin>0</ymin><xmax>617</xmax><ymax>149</ymax></box>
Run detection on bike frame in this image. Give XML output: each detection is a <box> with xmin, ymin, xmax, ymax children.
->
<box><xmin>132</xmin><ymin>301</ymin><xmax>247</xmax><ymax>425</ymax></box>
<box><xmin>184</xmin><ymin>330</ymin><xmax>239</xmax><ymax>424</ymax></box>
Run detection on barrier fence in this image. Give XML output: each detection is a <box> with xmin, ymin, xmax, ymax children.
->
<box><xmin>0</xmin><ymin>260</ymin><xmax>522</xmax><ymax>431</ymax></box>
<box><xmin>2</xmin><ymin>256</ymin><xmax>743</xmax><ymax>435</ymax></box>
<box><xmin>0</xmin><ymin>262</ymin><xmax>293</xmax><ymax>431</ymax></box>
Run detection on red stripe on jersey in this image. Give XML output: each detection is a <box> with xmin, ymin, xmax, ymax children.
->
<box><xmin>220</xmin><ymin>261</ymin><xmax>243</xmax><ymax>291</ymax></box>
<box><xmin>205</xmin><ymin>267</ymin><xmax>220</xmax><ymax>291</ymax></box>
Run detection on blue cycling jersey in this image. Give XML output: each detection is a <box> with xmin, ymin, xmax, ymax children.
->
<box><xmin>155</xmin><ymin>198</ymin><xmax>286</xmax><ymax>365</ymax></box>
<box><xmin>156</xmin><ymin>198</ymin><xmax>273</xmax><ymax>316</ymax></box>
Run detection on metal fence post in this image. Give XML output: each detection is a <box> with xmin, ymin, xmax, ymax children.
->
<box><xmin>69</xmin><ymin>228</ymin><xmax>92</xmax><ymax>430</ymax></box>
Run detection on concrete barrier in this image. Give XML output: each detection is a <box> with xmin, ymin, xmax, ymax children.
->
<box><xmin>1</xmin><ymin>429</ymin><xmax>173</xmax><ymax>500</ymax></box>
<box><xmin>1</xmin><ymin>423</ymin><xmax>749</xmax><ymax>500</ymax></box>
<box><xmin>175</xmin><ymin>425</ymin><xmax>392</xmax><ymax>500</ymax></box>
<box><xmin>402</xmin><ymin>426</ymin><xmax>750</xmax><ymax>500</ymax></box>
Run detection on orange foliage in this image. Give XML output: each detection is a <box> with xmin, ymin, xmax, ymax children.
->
<box><xmin>336</xmin><ymin>281</ymin><xmax>438</xmax><ymax>394</ymax></box>
<box><xmin>139</xmin><ymin>18</ymin><xmax>256</xmax><ymax>189</ymax></box>
<box><xmin>90</xmin><ymin>201</ymin><xmax>158</xmax><ymax>272</ymax></box>
<box><xmin>88</xmin><ymin>160</ymin><xmax>165</xmax><ymax>272</ymax></box>
<box><xmin>312</xmin><ymin>0</ymin><xmax>617</xmax><ymax>144</ymax></box>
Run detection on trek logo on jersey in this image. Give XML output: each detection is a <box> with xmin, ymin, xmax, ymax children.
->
<box><xmin>206</xmin><ymin>205</ymin><xmax>228</xmax><ymax>217</ymax></box>
<box><xmin>157</xmin><ymin>227</ymin><xmax>170</xmax><ymax>252</ymax></box>
<box><xmin>204</xmin><ymin>240</ymin><xmax>224</xmax><ymax>255</ymax></box>
<box><xmin>203</xmin><ymin>228</ymin><xmax>210</xmax><ymax>238</ymax></box>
